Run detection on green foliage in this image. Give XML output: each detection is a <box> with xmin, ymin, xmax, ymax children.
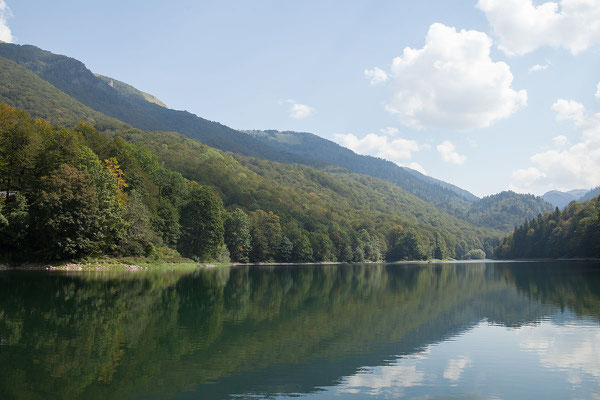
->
<box><xmin>466</xmin><ymin>191</ymin><xmax>554</xmax><ymax>232</ymax></box>
<box><xmin>30</xmin><ymin>163</ymin><xmax>124</xmax><ymax>259</ymax></box>
<box><xmin>0</xmin><ymin>100</ymin><xmax>500</xmax><ymax>263</ymax></box>
<box><xmin>178</xmin><ymin>184</ymin><xmax>225</xmax><ymax>261</ymax></box>
<box><xmin>224</xmin><ymin>208</ymin><xmax>251</xmax><ymax>262</ymax></box>
<box><xmin>496</xmin><ymin>198</ymin><xmax>600</xmax><ymax>259</ymax></box>
<box><xmin>464</xmin><ymin>249</ymin><xmax>486</xmax><ymax>259</ymax></box>
<box><xmin>120</xmin><ymin>190</ymin><xmax>160</xmax><ymax>257</ymax></box>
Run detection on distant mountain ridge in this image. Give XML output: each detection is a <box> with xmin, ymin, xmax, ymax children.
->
<box><xmin>542</xmin><ymin>188</ymin><xmax>599</xmax><ymax>208</ymax></box>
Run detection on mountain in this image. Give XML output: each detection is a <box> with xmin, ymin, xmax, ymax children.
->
<box><xmin>0</xmin><ymin>101</ymin><xmax>499</xmax><ymax>262</ymax></box>
<box><xmin>0</xmin><ymin>43</ymin><xmax>313</xmax><ymax>165</ymax></box>
<box><xmin>0</xmin><ymin>43</ymin><xmax>485</xmax><ymax>219</ymax></box>
<box><xmin>542</xmin><ymin>189</ymin><xmax>588</xmax><ymax>208</ymax></box>
<box><xmin>0</xmin><ymin>56</ymin><xmax>125</xmax><ymax>129</ymax></box>
<box><xmin>579</xmin><ymin>187</ymin><xmax>600</xmax><ymax>202</ymax></box>
<box><xmin>95</xmin><ymin>74</ymin><xmax>167</xmax><ymax>108</ymax></box>
<box><xmin>245</xmin><ymin>129</ymin><xmax>478</xmax><ymax>215</ymax></box>
<box><xmin>0</xmin><ymin>42</ymin><xmax>550</xmax><ymax>236</ymax></box>
<box><xmin>465</xmin><ymin>191</ymin><xmax>554</xmax><ymax>232</ymax></box>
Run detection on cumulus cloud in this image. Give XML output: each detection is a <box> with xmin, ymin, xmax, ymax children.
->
<box><xmin>0</xmin><ymin>0</ymin><xmax>12</xmax><ymax>43</ymax></box>
<box><xmin>372</xmin><ymin>23</ymin><xmax>526</xmax><ymax>130</ymax></box>
<box><xmin>510</xmin><ymin>88</ymin><xmax>600</xmax><ymax>192</ymax></box>
<box><xmin>529</xmin><ymin>63</ymin><xmax>549</xmax><ymax>73</ymax></box>
<box><xmin>283</xmin><ymin>99</ymin><xmax>315</xmax><ymax>119</ymax></box>
<box><xmin>477</xmin><ymin>0</ymin><xmax>600</xmax><ymax>55</ymax></box>
<box><xmin>364</xmin><ymin>67</ymin><xmax>389</xmax><ymax>86</ymax></box>
<box><xmin>437</xmin><ymin>140</ymin><xmax>467</xmax><ymax>165</ymax></box>
<box><xmin>334</xmin><ymin>132</ymin><xmax>420</xmax><ymax>163</ymax></box>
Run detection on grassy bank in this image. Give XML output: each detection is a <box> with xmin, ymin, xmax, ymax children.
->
<box><xmin>0</xmin><ymin>256</ymin><xmax>231</xmax><ymax>271</ymax></box>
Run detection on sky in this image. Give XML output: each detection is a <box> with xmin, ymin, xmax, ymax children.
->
<box><xmin>1</xmin><ymin>0</ymin><xmax>599</xmax><ymax>197</ymax></box>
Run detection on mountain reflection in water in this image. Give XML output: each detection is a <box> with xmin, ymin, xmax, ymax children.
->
<box><xmin>0</xmin><ymin>261</ymin><xmax>598</xmax><ymax>399</ymax></box>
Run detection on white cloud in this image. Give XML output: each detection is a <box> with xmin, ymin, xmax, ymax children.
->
<box><xmin>477</xmin><ymin>0</ymin><xmax>600</xmax><ymax>55</ymax></box>
<box><xmin>374</xmin><ymin>23</ymin><xmax>526</xmax><ymax>130</ymax></box>
<box><xmin>364</xmin><ymin>67</ymin><xmax>389</xmax><ymax>86</ymax></box>
<box><xmin>552</xmin><ymin>135</ymin><xmax>568</xmax><ymax>147</ymax></box>
<box><xmin>284</xmin><ymin>99</ymin><xmax>315</xmax><ymax>119</ymax></box>
<box><xmin>379</xmin><ymin>126</ymin><xmax>399</xmax><ymax>136</ymax></box>
<box><xmin>0</xmin><ymin>0</ymin><xmax>12</xmax><ymax>43</ymax></box>
<box><xmin>529</xmin><ymin>63</ymin><xmax>549</xmax><ymax>73</ymax></box>
<box><xmin>443</xmin><ymin>356</ymin><xmax>472</xmax><ymax>382</ymax></box>
<box><xmin>437</xmin><ymin>140</ymin><xmax>467</xmax><ymax>165</ymax></box>
<box><xmin>595</xmin><ymin>82</ymin><xmax>600</xmax><ymax>100</ymax></box>
<box><xmin>512</xmin><ymin>167</ymin><xmax>546</xmax><ymax>189</ymax></box>
<box><xmin>510</xmin><ymin>88</ymin><xmax>600</xmax><ymax>192</ymax></box>
<box><xmin>552</xmin><ymin>99</ymin><xmax>585</xmax><ymax>123</ymax></box>
<box><xmin>334</xmin><ymin>132</ymin><xmax>420</xmax><ymax>163</ymax></box>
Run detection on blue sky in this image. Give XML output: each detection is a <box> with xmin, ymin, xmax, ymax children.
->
<box><xmin>1</xmin><ymin>0</ymin><xmax>599</xmax><ymax>197</ymax></box>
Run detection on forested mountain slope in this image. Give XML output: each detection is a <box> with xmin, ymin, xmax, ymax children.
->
<box><xmin>0</xmin><ymin>43</ymin><xmax>548</xmax><ymax>237</ymax></box>
<box><xmin>496</xmin><ymin>197</ymin><xmax>600</xmax><ymax>259</ymax></box>
<box><xmin>465</xmin><ymin>191</ymin><xmax>554</xmax><ymax>232</ymax></box>
<box><xmin>0</xmin><ymin>104</ymin><xmax>500</xmax><ymax>262</ymax></box>
<box><xmin>95</xmin><ymin>74</ymin><xmax>167</xmax><ymax>108</ymax></box>
<box><xmin>0</xmin><ymin>43</ymin><xmax>485</xmax><ymax>218</ymax></box>
<box><xmin>246</xmin><ymin>129</ymin><xmax>477</xmax><ymax>215</ymax></box>
<box><xmin>0</xmin><ymin>56</ymin><xmax>125</xmax><ymax>129</ymax></box>
<box><xmin>0</xmin><ymin>44</ymin><xmax>312</xmax><ymax>164</ymax></box>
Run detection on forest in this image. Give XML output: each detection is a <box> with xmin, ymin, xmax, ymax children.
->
<box><xmin>0</xmin><ymin>104</ymin><xmax>499</xmax><ymax>263</ymax></box>
<box><xmin>495</xmin><ymin>198</ymin><xmax>600</xmax><ymax>259</ymax></box>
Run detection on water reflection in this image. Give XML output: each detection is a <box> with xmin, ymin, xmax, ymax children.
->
<box><xmin>0</xmin><ymin>262</ymin><xmax>598</xmax><ymax>399</ymax></box>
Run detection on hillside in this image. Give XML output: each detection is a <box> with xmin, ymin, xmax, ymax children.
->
<box><xmin>579</xmin><ymin>187</ymin><xmax>600</xmax><ymax>202</ymax></box>
<box><xmin>0</xmin><ymin>43</ymin><xmax>486</xmax><ymax>218</ymax></box>
<box><xmin>0</xmin><ymin>43</ymin><xmax>312</xmax><ymax>165</ymax></box>
<box><xmin>0</xmin><ymin>103</ymin><xmax>500</xmax><ymax>262</ymax></box>
<box><xmin>0</xmin><ymin>56</ymin><xmax>125</xmax><ymax>129</ymax></box>
<box><xmin>466</xmin><ymin>191</ymin><xmax>554</xmax><ymax>232</ymax></box>
<box><xmin>95</xmin><ymin>74</ymin><xmax>167</xmax><ymax>108</ymax></box>
<box><xmin>246</xmin><ymin>129</ymin><xmax>477</xmax><ymax>215</ymax></box>
<box><xmin>0</xmin><ymin>43</ymin><xmax>549</xmax><ymax>237</ymax></box>
<box><xmin>496</xmin><ymin>197</ymin><xmax>600</xmax><ymax>259</ymax></box>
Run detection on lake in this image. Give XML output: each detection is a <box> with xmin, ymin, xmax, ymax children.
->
<box><xmin>0</xmin><ymin>261</ymin><xmax>599</xmax><ymax>399</ymax></box>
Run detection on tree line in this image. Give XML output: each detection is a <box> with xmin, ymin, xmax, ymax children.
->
<box><xmin>495</xmin><ymin>197</ymin><xmax>600</xmax><ymax>259</ymax></box>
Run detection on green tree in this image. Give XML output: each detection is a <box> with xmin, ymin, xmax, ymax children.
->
<box><xmin>277</xmin><ymin>236</ymin><xmax>294</xmax><ymax>262</ymax></box>
<box><xmin>249</xmin><ymin>210</ymin><xmax>282</xmax><ymax>262</ymax></box>
<box><xmin>178</xmin><ymin>184</ymin><xmax>224</xmax><ymax>261</ymax></box>
<box><xmin>120</xmin><ymin>190</ymin><xmax>159</xmax><ymax>256</ymax></box>
<box><xmin>293</xmin><ymin>233</ymin><xmax>313</xmax><ymax>262</ymax></box>
<box><xmin>30</xmin><ymin>164</ymin><xmax>122</xmax><ymax>259</ymax></box>
<box><xmin>224</xmin><ymin>208</ymin><xmax>251</xmax><ymax>262</ymax></box>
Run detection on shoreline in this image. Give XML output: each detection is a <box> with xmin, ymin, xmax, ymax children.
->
<box><xmin>1</xmin><ymin>258</ymin><xmax>598</xmax><ymax>272</ymax></box>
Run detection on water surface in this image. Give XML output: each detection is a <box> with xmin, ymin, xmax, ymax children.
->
<box><xmin>0</xmin><ymin>261</ymin><xmax>599</xmax><ymax>399</ymax></box>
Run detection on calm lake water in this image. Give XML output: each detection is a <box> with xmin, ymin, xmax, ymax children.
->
<box><xmin>1</xmin><ymin>261</ymin><xmax>599</xmax><ymax>399</ymax></box>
